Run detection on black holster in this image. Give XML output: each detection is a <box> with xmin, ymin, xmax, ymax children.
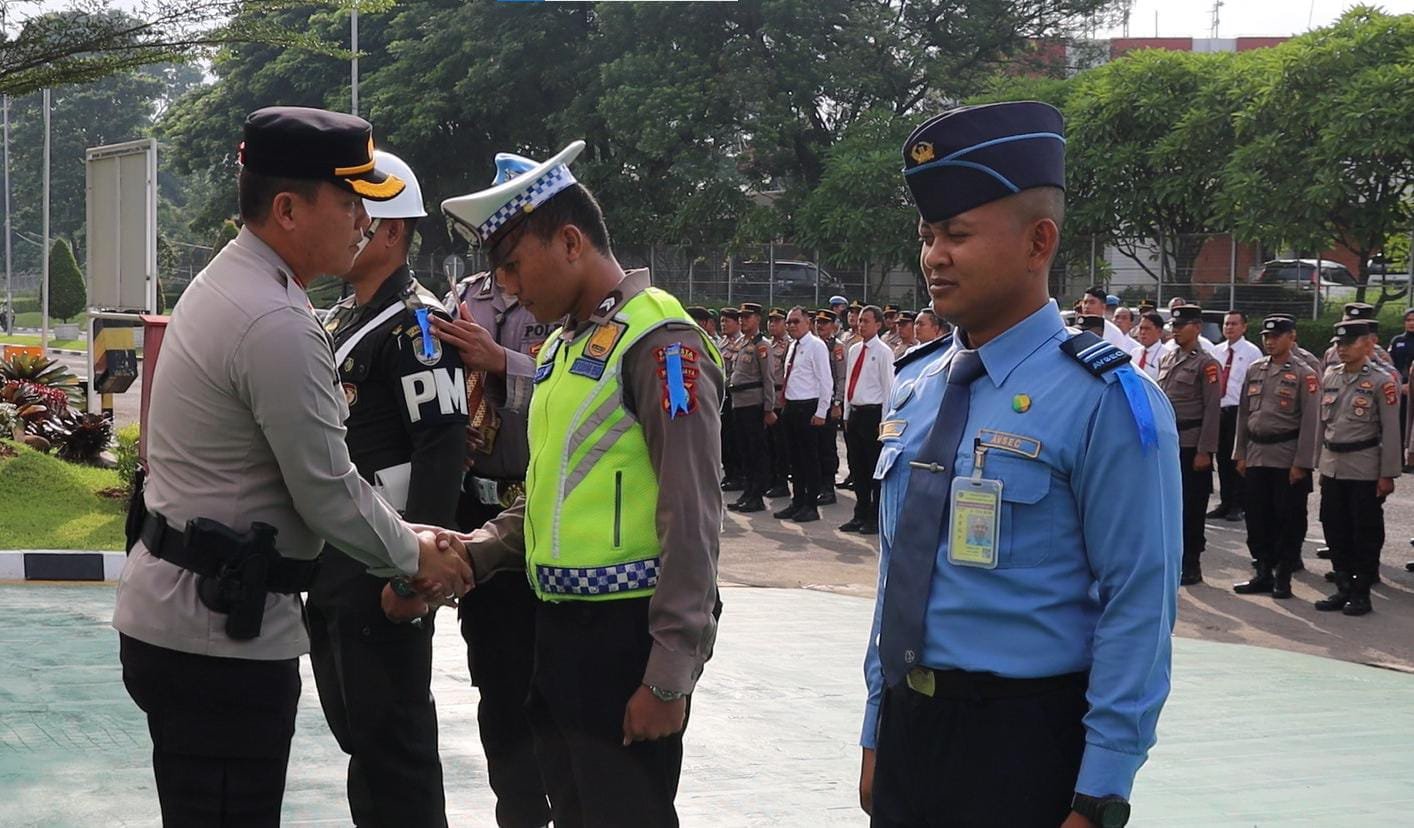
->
<box><xmin>124</xmin><ymin>466</ymin><xmax>148</xmax><ymax>554</ymax></box>
<box><xmin>190</xmin><ymin>519</ymin><xmax>281</xmax><ymax>641</ymax></box>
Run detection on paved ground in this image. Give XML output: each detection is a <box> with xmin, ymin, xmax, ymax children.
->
<box><xmin>2</xmin><ymin>584</ymin><xmax>1413</xmax><ymax>827</ymax></box>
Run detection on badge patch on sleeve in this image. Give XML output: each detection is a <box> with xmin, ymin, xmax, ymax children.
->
<box><xmin>1305</xmin><ymin>374</ymin><xmax>1318</xmax><ymax>394</ymax></box>
<box><xmin>1204</xmin><ymin>363</ymin><xmax>1219</xmax><ymax>384</ymax></box>
<box><xmin>656</xmin><ymin>343</ymin><xmax>700</xmax><ymax>418</ymax></box>
<box><xmin>757</xmin><ymin>343</ymin><xmax>769</xmax><ymax>359</ymax></box>
<box><xmin>1384</xmin><ymin>382</ymin><xmax>1398</xmax><ymax>406</ymax></box>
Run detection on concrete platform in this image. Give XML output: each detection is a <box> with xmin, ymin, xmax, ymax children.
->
<box><xmin>1</xmin><ymin>584</ymin><xmax>1412</xmax><ymax>826</ymax></box>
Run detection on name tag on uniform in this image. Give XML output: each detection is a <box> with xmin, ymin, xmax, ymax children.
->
<box><xmin>948</xmin><ymin>476</ymin><xmax>1001</xmax><ymax>569</ymax></box>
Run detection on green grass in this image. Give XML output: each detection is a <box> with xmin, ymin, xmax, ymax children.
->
<box><xmin>0</xmin><ymin>334</ymin><xmax>88</xmax><ymax>351</ymax></box>
<box><xmin>12</xmin><ymin>311</ymin><xmax>43</xmax><ymax>328</ymax></box>
<box><xmin>0</xmin><ymin>440</ymin><xmax>127</xmax><ymax>551</ymax></box>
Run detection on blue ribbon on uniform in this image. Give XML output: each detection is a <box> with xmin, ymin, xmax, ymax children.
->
<box><xmin>1115</xmin><ymin>365</ymin><xmax>1157</xmax><ymax>450</ymax></box>
<box><xmin>664</xmin><ymin>342</ymin><xmax>690</xmax><ymax>418</ymax></box>
<box><xmin>414</xmin><ymin>307</ymin><xmax>435</xmax><ymax>360</ymax></box>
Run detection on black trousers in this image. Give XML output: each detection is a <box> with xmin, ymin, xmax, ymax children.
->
<box><xmin>306</xmin><ymin>551</ymin><xmax>446</xmax><ymax>828</ymax></box>
<box><xmin>817</xmin><ymin>413</ymin><xmax>841</xmax><ymax>485</ymax></box>
<box><xmin>720</xmin><ymin>397</ymin><xmax>740</xmax><ymax>482</ymax></box>
<box><xmin>1216</xmin><ymin>406</ymin><xmax>1245</xmax><ymax>510</ymax></box>
<box><xmin>871</xmin><ymin>674</ymin><xmax>1087</xmax><ymax>828</ymax></box>
<box><xmin>1179</xmin><ymin>446</ymin><xmax>1212</xmax><ymax>572</ymax></box>
<box><xmin>1319</xmin><ymin>476</ymin><xmax>1385</xmax><ymax>583</ymax></box>
<box><xmin>119</xmin><ymin>633</ymin><xmax>300</xmax><ymax>827</ymax></box>
<box><xmin>769</xmin><ymin>412</ymin><xmax>791</xmax><ymax>488</ymax></box>
<box><xmin>783</xmin><ymin>399</ymin><xmax>823</xmax><ymax>507</ymax></box>
<box><xmin>846</xmin><ymin>405</ymin><xmax>883</xmax><ymax>523</ymax></box>
<box><xmin>528</xmin><ymin>597</ymin><xmax>686</xmax><ymax>828</ymax></box>
<box><xmin>1243</xmin><ymin>465</ymin><xmax>1311</xmax><ymax>571</ymax></box>
<box><xmin>457</xmin><ymin>495</ymin><xmax>552</xmax><ymax>828</ymax></box>
<box><xmin>733</xmin><ymin>403</ymin><xmax>770</xmax><ymax>499</ymax></box>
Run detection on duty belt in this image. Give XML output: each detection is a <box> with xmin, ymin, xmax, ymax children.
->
<box><xmin>1249</xmin><ymin>429</ymin><xmax>1301</xmax><ymax>445</ymax></box>
<box><xmin>728</xmin><ymin>381</ymin><xmax>763</xmax><ymax>392</ymax></box>
<box><xmin>139</xmin><ymin>512</ymin><xmax>317</xmax><ymax>593</ymax></box>
<box><xmin>467</xmin><ymin>475</ymin><xmax>525</xmax><ymax>509</ymax></box>
<box><xmin>1323</xmin><ymin>437</ymin><xmax>1380</xmax><ymax>453</ymax></box>
<box><xmin>1175</xmin><ymin>418</ymin><xmax>1203</xmax><ymax>431</ymax></box>
<box><xmin>903</xmin><ymin>667</ymin><xmax>1087</xmax><ymax>700</ymax></box>
<box><xmin>536</xmin><ymin>557</ymin><xmax>660</xmax><ymax>596</ymax></box>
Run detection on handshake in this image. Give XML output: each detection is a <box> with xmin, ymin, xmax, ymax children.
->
<box><xmin>380</xmin><ymin>527</ymin><xmax>476</xmax><ymax>623</ymax></box>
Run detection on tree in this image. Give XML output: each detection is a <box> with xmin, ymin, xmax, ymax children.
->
<box><xmin>0</xmin><ymin>1</ymin><xmax>370</xmax><ymax>95</ymax></box>
<box><xmin>1064</xmin><ymin>48</ymin><xmax>1231</xmax><ymax>286</ymax></box>
<box><xmin>48</xmin><ymin>238</ymin><xmax>86</xmax><ymax>323</ymax></box>
<box><xmin>1220</xmin><ymin>6</ymin><xmax>1414</xmax><ymax>306</ymax></box>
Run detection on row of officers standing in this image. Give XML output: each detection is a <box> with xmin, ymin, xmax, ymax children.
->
<box><xmin>704</xmin><ymin>301</ymin><xmax>946</xmax><ymax>530</ymax></box>
<box><xmin>1155</xmin><ymin>302</ymin><xmax>1406</xmax><ymax>616</ymax></box>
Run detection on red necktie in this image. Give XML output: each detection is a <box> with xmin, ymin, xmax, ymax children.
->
<box><xmin>1139</xmin><ymin>348</ymin><xmax>1148</xmax><ymax>370</ymax></box>
<box><xmin>846</xmin><ymin>343</ymin><xmax>869</xmax><ymax>403</ymax></box>
<box><xmin>1221</xmin><ymin>347</ymin><xmax>1234</xmax><ymax>395</ymax></box>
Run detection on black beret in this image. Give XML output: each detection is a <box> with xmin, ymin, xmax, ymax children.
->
<box><xmin>902</xmin><ymin>101</ymin><xmax>1066</xmax><ymax>224</ymax></box>
<box><xmin>241</xmin><ymin>106</ymin><xmax>404</xmax><ymax>201</ymax></box>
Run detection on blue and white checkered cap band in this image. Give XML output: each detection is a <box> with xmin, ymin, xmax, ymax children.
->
<box><xmin>476</xmin><ymin>164</ymin><xmax>577</xmax><ymax>243</ymax></box>
<box><xmin>537</xmin><ymin>557</ymin><xmax>660</xmax><ymax>596</ymax></box>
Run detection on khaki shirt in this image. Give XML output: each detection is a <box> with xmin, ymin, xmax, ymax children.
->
<box><xmin>1233</xmin><ymin>355</ymin><xmax>1319</xmax><ymax>470</ymax></box>
<box><xmin>891</xmin><ymin>337</ymin><xmax>920</xmax><ymax>360</ymax></box>
<box><xmin>769</xmin><ymin>335</ymin><xmax>790</xmax><ymax>398</ymax></box>
<box><xmin>1158</xmin><ymin>345</ymin><xmax>1222</xmax><ymax>452</ymax></box>
<box><xmin>453</xmin><ymin>271</ymin><xmax>558</xmax><ymax>479</ymax></box>
<box><xmin>828</xmin><ymin>335</ymin><xmax>846</xmax><ymax>407</ymax></box>
<box><xmin>113</xmin><ymin>228</ymin><xmax>417</xmax><ymax>660</ymax></box>
<box><xmin>1315</xmin><ymin>360</ymin><xmax>1402</xmax><ymax>480</ymax></box>
<box><xmin>729</xmin><ymin>332</ymin><xmax>779</xmax><ymax>410</ymax></box>
<box><xmin>1294</xmin><ymin>346</ymin><xmax>1323</xmax><ymax>375</ymax></box>
<box><xmin>466</xmin><ymin>269</ymin><xmax>723</xmax><ymax>694</ymax></box>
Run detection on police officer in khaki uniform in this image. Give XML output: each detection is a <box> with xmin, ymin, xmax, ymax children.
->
<box><xmin>1158</xmin><ymin>304</ymin><xmax>1222</xmax><ymax>585</ymax></box>
<box><xmin>719</xmin><ymin>307</ymin><xmax>746</xmax><ymax>492</ymax></box>
<box><xmin>726</xmin><ymin>302</ymin><xmax>780</xmax><ymax>513</ymax></box>
<box><xmin>112</xmin><ymin>106</ymin><xmax>470</xmax><ymax>826</ymax></box>
<box><xmin>441</xmin><ymin>140</ymin><xmax>722</xmax><ymax>825</ymax></box>
<box><xmin>766</xmin><ymin>307</ymin><xmax>793</xmax><ymax>498</ymax></box>
<box><xmin>890</xmin><ymin>309</ymin><xmax>919</xmax><ymax>358</ymax></box>
<box><xmin>1322</xmin><ymin>303</ymin><xmax>1399</xmax><ymax>378</ymax></box>
<box><xmin>881</xmin><ymin>305</ymin><xmax>902</xmax><ymax>350</ymax></box>
<box><xmin>1313</xmin><ymin>320</ymin><xmax>1402</xmax><ymax>616</ymax></box>
<box><xmin>1231</xmin><ymin>316</ymin><xmax>1319</xmax><ymax>600</ymax></box>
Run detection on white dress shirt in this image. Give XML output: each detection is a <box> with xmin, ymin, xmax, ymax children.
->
<box><xmin>1130</xmin><ymin>341</ymin><xmax>1164</xmax><ymax>380</ymax></box>
<box><xmin>783</xmin><ymin>332</ymin><xmax>834</xmax><ymax>418</ymax></box>
<box><xmin>1102</xmin><ymin>318</ymin><xmax>1140</xmax><ymax>354</ymax></box>
<box><xmin>1213</xmin><ymin>336</ymin><xmax>1264</xmax><ymax>407</ymax></box>
<box><xmin>845</xmin><ymin>336</ymin><xmax>894</xmax><ymax>415</ymax></box>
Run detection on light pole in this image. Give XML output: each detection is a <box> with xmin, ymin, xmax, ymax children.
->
<box><xmin>350</xmin><ymin>5</ymin><xmax>359</xmax><ymax>116</ymax></box>
<box><xmin>3</xmin><ymin>94</ymin><xmax>11</xmax><ymax>334</ymax></box>
<box><xmin>41</xmin><ymin>88</ymin><xmax>50</xmax><ymax>349</ymax></box>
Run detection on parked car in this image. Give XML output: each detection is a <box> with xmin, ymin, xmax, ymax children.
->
<box><xmin>1252</xmin><ymin>258</ymin><xmax>1357</xmax><ymax>289</ymax></box>
<box><xmin>728</xmin><ymin>260</ymin><xmax>847</xmax><ymax>306</ymax></box>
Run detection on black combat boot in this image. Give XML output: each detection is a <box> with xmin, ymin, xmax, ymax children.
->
<box><xmin>1270</xmin><ymin>564</ymin><xmax>1293</xmax><ymax>600</ymax></box>
<box><xmin>1314</xmin><ymin>574</ymin><xmax>1350</xmax><ymax>612</ymax></box>
<box><xmin>1341</xmin><ymin>574</ymin><xmax>1372</xmax><ymax>616</ymax></box>
<box><xmin>1233</xmin><ymin>567</ymin><xmax>1274</xmax><ymax>595</ymax></box>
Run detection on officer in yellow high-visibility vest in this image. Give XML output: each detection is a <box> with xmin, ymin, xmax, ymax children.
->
<box><xmin>438</xmin><ymin>141</ymin><xmax>724</xmax><ymax>827</ymax></box>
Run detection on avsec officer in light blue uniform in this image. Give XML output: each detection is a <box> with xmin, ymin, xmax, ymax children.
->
<box><xmin>858</xmin><ymin>102</ymin><xmax>1182</xmax><ymax>828</ymax></box>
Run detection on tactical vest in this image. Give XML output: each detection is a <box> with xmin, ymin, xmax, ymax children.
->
<box><xmin>525</xmin><ymin>287</ymin><xmax>721</xmax><ymax>602</ymax></box>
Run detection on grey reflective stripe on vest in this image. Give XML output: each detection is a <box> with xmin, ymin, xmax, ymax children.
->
<box><xmin>333</xmin><ymin>301</ymin><xmax>405</xmax><ymax>366</ymax></box>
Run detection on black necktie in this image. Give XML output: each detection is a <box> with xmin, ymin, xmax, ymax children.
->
<box><xmin>878</xmin><ymin>347</ymin><xmax>986</xmax><ymax>686</ymax></box>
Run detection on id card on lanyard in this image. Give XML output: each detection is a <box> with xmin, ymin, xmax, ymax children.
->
<box><xmin>948</xmin><ymin>442</ymin><xmax>1001</xmax><ymax>569</ymax></box>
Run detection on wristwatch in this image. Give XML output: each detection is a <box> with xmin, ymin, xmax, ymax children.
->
<box><xmin>389</xmin><ymin>577</ymin><xmax>417</xmax><ymax>598</ymax></box>
<box><xmin>646</xmin><ymin>684</ymin><xmax>686</xmax><ymax>702</ymax></box>
<box><xmin>1072</xmin><ymin>794</ymin><xmax>1130</xmax><ymax>828</ymax></box>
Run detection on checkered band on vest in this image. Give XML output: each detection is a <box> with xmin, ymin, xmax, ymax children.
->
<box><xmin>476</xmin><ymin>165</ymin><xmax>577</xmax><ymax>242</ymax></box>
<box><xmin>536</xmin><ymin>557</ymin><xmax>661</xmax><ymax>596</ymax></box>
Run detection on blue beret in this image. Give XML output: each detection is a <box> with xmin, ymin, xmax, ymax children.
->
<box><xmin>902</xmin><ymin>101</ymin><xmax>1066</xmax><ymax>223</ymax></box>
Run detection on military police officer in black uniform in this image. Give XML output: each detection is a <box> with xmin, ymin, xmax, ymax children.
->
<box><xmin>307</xmin><ymin>151</ymin><xmax>468</xmax><ymax>827</ymax></box>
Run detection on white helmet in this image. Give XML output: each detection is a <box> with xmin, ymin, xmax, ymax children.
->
<box><xmin>363</xmin><ymin>150</ymin><xmax>427</xmax><ymax>219</ymax></box>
